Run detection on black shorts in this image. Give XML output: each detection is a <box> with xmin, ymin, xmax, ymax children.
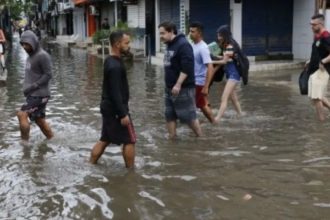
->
<box><xmin>21</xmin><ymin>96</ymin><xmax>49</xmax><ymax>121</ymax></box>
<box><xmin>100</xmin><ymin>114</ymin><xmax>136</xmax><ymax>145</ymax></box>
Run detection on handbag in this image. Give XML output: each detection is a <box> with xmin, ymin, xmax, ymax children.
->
<box><xmin>299</xmin><ymin>68</ymin><xmax>309</xmax><ymax>95</ymax></box>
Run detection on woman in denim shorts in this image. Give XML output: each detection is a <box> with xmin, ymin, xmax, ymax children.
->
<box><xmin>211</xmin><ymin>25</ymin><xmax>242</xmax><ymax>123</ymax></box>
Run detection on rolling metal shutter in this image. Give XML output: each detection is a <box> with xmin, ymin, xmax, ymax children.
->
<box><xmin>159</xmin><ymin>0</ymin><xmax>180</xmax><ymax>30</ymax></box>
<box><xmin>242</xmin><ymin>0</ymin><xmax>293</xmax><ymax>56</ymax></box>
<box><xmin>189</xmin><ymin>0</ymin><xmax>230</xmax><ymax>44</ymax></box>
<box><xmin>127</xmin><ymin>0</ymin><xmax>145</xmax><ymax>28</ymax></box>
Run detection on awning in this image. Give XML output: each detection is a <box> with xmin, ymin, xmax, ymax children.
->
<box><xmin>74</xmin><ymin>0</ymin><xmax>89</xmax><ymax>5</ymax></box>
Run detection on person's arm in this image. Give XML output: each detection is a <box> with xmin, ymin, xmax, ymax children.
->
<box><xmin>107</xmin><ymin>64</ymin><xmax>128</xmax><ymax>120</ymax></box>
<box><xmin>200</xmin><ymin>46</ymin><xmax>214</xmax><ymax>95</ymax></box>
<box><xmin>212</xmin><ymin>44</ymin><xmax>233</xmax><ymax>65</ymax></box>
<box><xmin>172</xmin><ymin>73</ymin><xmax>187</xmax><ymax>96</ymax></box>
<box><xmin>36</xmin><ymin>54</ymin><xmax>52</xmax><ymax>86</ymax></box>
<box><xmin>202</xmin><ymin>63</ymin><xmax>214</xmax><ymax>95</ymax></box>
<box><xmin>172</xmin><ymin>43</ymin><xmax>193</xmax><ymax>95</ymax></box>
<box><xmin>319</xmin><ymin>37</ymin><xmax>330</xmax><ymax>70</ymax></box>
<box><xmin>320</xmin><ymin>55</ymin><xmax>330</xmax><ymax>71</ymax></box>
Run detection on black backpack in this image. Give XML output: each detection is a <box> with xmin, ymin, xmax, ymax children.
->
<box><xmin>232</xmin><ymin>40</ymin><xmax>249</xmax><ymax>85</ymax></box>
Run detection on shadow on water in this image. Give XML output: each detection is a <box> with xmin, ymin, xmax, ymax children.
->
<box><xmin>0</xmin><ymin>34</ymin><xmax>330</xmax><ymax>219</ymax></box>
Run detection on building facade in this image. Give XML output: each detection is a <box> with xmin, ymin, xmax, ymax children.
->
<box><xmin>36</xmin><ymin>0</ymin><xmax>318</xmax><ymax>60</ymax></box>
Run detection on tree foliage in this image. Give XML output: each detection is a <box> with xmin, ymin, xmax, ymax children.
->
<box><xmin>0</xmin><ymin>0</ymin><xmax>36</xmax><ymax>20</ymax></box>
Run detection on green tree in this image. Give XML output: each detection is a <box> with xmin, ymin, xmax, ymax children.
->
<box><xmin>0</xmin><ymin>0</ymin><xmax>36</xmax><ymax>20</ymax></box>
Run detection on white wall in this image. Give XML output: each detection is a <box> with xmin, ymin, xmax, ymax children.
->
<box><xmin>73</xmin><ymin>7</ymin><xmax>85</xmax><ymax>40</ymax></box>
<box><xmin>155</xmin><ymin>0</ymin><xmax>160</xmax><ymax>53</ymax></box>
<box><xmin>292</xmin><ymin>0</ymin><xmax>314</xmax><ymax>60</ymax></box>
<box><xmin>57</xmin><ymin>15</ymin><xmax>66</xmax><ymax>35</ymax></box>
<box><xmin>127</xmin><ymin>0</ymin><xmax>145</xmax><ymax>28</ymax></box>
<box><xmin>230</xmin><ymin>0</ymin><xmax>242</xmax><ymax>46</ymax></box>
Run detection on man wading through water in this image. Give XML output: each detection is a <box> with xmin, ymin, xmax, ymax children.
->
<box><xmin>90</xmin><ymin>31</ymin><xmax>136</xmax><ymax>168</ymax></box>
<box><xmin>17</xmin><ymin>30</ymin><xmax>54</xmax><ymax>145</ymax></box>
<box><xmin>158</xmin><ymin>21</ymin><xmax>202</xmax><ymax>138</ymax></box>
<box><xmin>306</xmin><ymin>14</ymin><xmax>330</xmax><ymax>121</ymax></box>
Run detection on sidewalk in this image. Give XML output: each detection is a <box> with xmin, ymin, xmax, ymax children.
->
<box><xmin>151</xmin><ymin>53</ymin><xmax>305</xmax><ymax>72</ymax></box>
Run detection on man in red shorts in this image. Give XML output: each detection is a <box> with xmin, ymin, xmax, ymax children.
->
<box><xmin>89</xmin><ymin>31</ymin><xmax>136</xmax><ymax>168</ymax></box>
<box><xmin>189</xmin><ymin>22</ymin><xmax>215</xmax><ymax>123</ymax></box>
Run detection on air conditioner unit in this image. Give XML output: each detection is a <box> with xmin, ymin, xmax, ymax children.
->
<box><xmin>63</xmin><ymin>1</ymin><xmax>74</xmax><ymax>10</ymax></box>
<box><xmin>57</xmin><ymin>3</ymin><xmax>64</xmax><ymax>12</ymax></box>
<box><xmin>89</xmin><ymin>5</ymin><xmax>99</xmax><ymax>16</ymax></box>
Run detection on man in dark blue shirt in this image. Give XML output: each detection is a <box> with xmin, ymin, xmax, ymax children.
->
<box><xmin>90</xmin><ymin>31</ymin><xmax>136</xmax><ymax>168</ymax></box>
<box><xmin>158</xmin><ymin>21</ymin><xmax>202</xmax><ymax>139</ymax></box>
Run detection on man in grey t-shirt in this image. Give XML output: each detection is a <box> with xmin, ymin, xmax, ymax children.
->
<box><xmin>189</xmin><ymin>22</ymin><xmax>215</xmax><ymax>123</ymax></box>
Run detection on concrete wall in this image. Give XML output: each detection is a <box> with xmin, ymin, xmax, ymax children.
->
<box><xmin>230</xmin><ymin>0</ymin><xmax>242</xmax><ymax>46</ymax></box>
<box><xmin>127</xmin><ymin>0</ymin><xmax>145</xmax><ymax>28</ymax></box>
<box><xmin>292</xmin><ymin>0</ymin><xmax>314</xmax><ymax>60</ymax></box>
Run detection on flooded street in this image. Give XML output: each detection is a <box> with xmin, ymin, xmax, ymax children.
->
<box><xmin>0</xmin><ymin>35</ymin><xmax>330</xmax><ymax>219</ymax></box>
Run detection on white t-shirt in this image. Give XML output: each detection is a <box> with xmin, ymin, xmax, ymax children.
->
<box><xmin>192</xmin><ymin>40</ymin><xmax>212</xmax><ymax>86</ymax></box>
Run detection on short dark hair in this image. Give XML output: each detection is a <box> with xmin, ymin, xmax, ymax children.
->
<box><xmin>110</xmin><ymin>31</ymin><xmax>125</xmax><ymax>46</ymax></box>
<box><xmin>312</xmin><ymin>14</ymin><xmax>325</xmax><ymax>21</ymax></box>
<box><xmin>189</xmin><ymin>22</ymin><xmax>204</xmax><ymax>34</ymax></box>
<box><xmin>158</xmin><ymin>21</ymin><xmax>177</xmax><ymax>35</ymax></box>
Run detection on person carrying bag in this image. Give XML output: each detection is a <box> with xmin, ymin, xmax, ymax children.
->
<box><xmin>306</xmin><ymin>14</ymin><xmax>330</xmax><ymax>121</ymax></box>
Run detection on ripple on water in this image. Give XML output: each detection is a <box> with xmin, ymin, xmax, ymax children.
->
<box><xmin>138</xmin><ymin>191</ymin><xmax>165</xmax><ymax>207</ymax></box>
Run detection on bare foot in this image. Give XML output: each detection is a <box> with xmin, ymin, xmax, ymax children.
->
<box><xmin>214</xmin><ymin>115</ymin><xmax>221</xmax><ymax>124</ymax></box>
<box><xmin>19</xmin><ymin>140</ymin><xmax>32</xmax><ymax>147</ymax></box>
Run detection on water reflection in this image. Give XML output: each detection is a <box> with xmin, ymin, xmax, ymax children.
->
<box><xmin>0</xmin><ymin>34</ymin><xmax>330</xmax><ymax>219</ymax></box>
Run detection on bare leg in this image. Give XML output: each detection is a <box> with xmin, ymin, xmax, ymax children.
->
<box><xmin>201</xmin><ymin>104</ymin><xmax>215</xmax><ymax>123</ymax></box>
<box><xmin>313</xmin><ymin>99</ymin><xmax>325</xmax><ymax>121</ymax></box>
<box><xmin>122</xmin><ymin>143</ymin><xmax>135</xmax><ymax>168</ymax></box>
<box><xmin>230</xmin><ymin>90</ymin><xmax>242</xmax><ymax>117</ymax></box>
<box><xmin>321</xmin><ymin>97</ymin><xmax>330</xmax><ymax>110</ymax></box>
<box><xmin>166</xmin><ymin>120</ymin><xmax>177</xmax><ymax>139</ymax></box>
<box><xmin>215</xmin><ymin>80</ymin><xmax>238</xmax><ymax>122</ymax></box>
<box><xmin>188</xmin><ymin>119</ymin><xmax>202</xmax><ymax>137</ymax></box>
<box><xmin>90</xmin><ymin>141</ymin><xmax>109</xmax><ymax>164</ymax></box>
<box><xmin>35</xmin><ymin>118</ymin><xmax>54</xmax><ymax>139</ymax></box>
<box><xmin>17</xmin><ymin>110</ymin><xmax>30</xmax><ymax>141</ymax></box>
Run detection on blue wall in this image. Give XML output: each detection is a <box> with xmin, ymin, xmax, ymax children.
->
<box><xmin>242</xmin><ymin>0</ymin><xmax>293</xmax><ymax>56</ymax></box>
<box><xmin>190</xmin><ymin>0</ymin><xmax>230</xmax><ymax>44</ymax></box>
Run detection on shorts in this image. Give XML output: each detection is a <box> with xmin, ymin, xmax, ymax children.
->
<box><xmin>308</xmin><ymin>68</ymin><xmax>329</xmax><ymax>99</ymax></box>
<box><xmin>165</xmin><ymin>87</ymin><xmax>197</xmax><ymax>124</ymax></box>
<box><xmin>225</xmin><ymin>62</ymin><xmax>240</xmax><ymax>82</ymax></box>
<box><xmin>100</xmin><ymin>114</ymin><xmax>136</xmax><ymax>145</ymax></box>
<box><xmin>21</xmin><ymin>96</ymin><xmax>49</xmax><ymax>121</ymax></box>
<box><xmin>195</xmin><ymin>85</ymin><xmax>207</xmax><ymax>108</ymax></box>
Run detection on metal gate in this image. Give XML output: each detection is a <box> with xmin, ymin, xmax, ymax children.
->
<box><xmin>242</xmin><ymin>0</ymin><xmax>293</xmax><ymax>56</ymax></box>
<box><xmin>189</xmin><ymin>0</ymin><xmax>230</xmax><ymax>44</ymax></box>
<box><xmin>159</xmin><ymin>0</ymin><xmax>180</xmax><ymax>30</ymax></box>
